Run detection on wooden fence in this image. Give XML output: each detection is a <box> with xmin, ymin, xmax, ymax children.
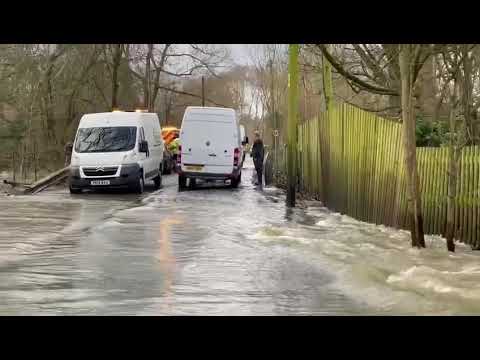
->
<box><xmin>298</xmin><ymin>103</ymin><xmax>480</xmax><ymax>247</ymax></box>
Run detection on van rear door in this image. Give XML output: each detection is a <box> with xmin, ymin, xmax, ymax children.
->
<box><xmin>181</xmin><ymin>118</ymin><xmax>236</xmax><ymax>170</ymax></box>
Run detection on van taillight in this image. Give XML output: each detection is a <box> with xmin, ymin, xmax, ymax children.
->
<box><xmin>233</xmin><ymin>148</ymin><xmax>240</xmax><ymax>166</ymax></box>
<box><xmin>177</xmin><ymin>145</ymin><xmax>182</xmax><ymax>164</ymax></box>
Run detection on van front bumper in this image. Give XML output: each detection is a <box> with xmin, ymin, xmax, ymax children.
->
<box><xmin>69</xmin><ymin>164</ymin><xmax>141</xmax><ymax>189</ymax></box>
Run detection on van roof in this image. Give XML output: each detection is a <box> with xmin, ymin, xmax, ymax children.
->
<box><xmin>79</xmin><ymin>112</ymin><xmax>159</xmax><ymax>127</ymax></box>
<box><xmin>82</xmin><ymin>111</ymin><xmax>158</xmax><ymax>117</ymax></box>
<box><xmin>185</xmin><ymin>106</ymin><xmax>236</xmax><ymax>113</ymax></box>
<box><xmin>183</xmin><ymin>107</ymin><xmax>237</xmax><ymax>123</ymax></box>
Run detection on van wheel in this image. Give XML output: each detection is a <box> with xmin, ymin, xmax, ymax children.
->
<box><xmin>132</xmin><ymin>173</ymin><xmax>144</xmax><ymax>194</ymax></box>
<box><xmin>178</xmin><ymin>174</ymin><xmax>187</xmax><ymax>190</ymax></box>
<box><xmin>165</xmin><ymin>162</ymin><xmax>172</xmax><ymax>174</ymax></box>
<box><xmin>69</xmin><ymin>186</ymin><xmax>82</xmax><ymax>194</ymax></box>
<box><xmin>153</xmin><ymin>172</ymin><xmax>162</xmax><ymax>190</ymax></box>
<box><xmin>162</xmin><ymin>160</ymin><xmax>170</xmax><ymax>175</ymax></box>
<box><xmin>231</xmin><ymin>173</ymin><xmax>241</xmax><ymax>188</ymax></box>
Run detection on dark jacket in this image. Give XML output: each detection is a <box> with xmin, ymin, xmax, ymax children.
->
<box><xmin>251</xmin><ymin>138</ymin><xmax>264</xmax><ymax>167</ymax></box>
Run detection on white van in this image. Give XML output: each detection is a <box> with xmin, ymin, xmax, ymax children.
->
<box><xmin>69</xmin><ymin>111</ymin><xmax>164</xmax><ymax>194</ymax></box>
<box><xmin>177</xmin><ymin>106</ymin><xmax>243</xmax><ymax>189</ymax></box>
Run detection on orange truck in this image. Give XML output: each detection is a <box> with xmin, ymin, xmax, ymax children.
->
<box><xmin>162</xmin><ymin>127</ymin><xmax>180</xmax><ymax>146</ymax></box>
<box><xmin>161</xmin><ymin>127</ymin><xmax>180</xmax><ymax>174</ymax></box>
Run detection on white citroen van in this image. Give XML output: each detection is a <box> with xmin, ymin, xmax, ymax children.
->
<box><xmin>69</xmin><ymin>111</ymin><xmax>164</xmax><ymax>194</ymax></box>
<box><xmin>177</xmin><ymin>107</ymin><xmax>243</xmax><ymax>189</ymax></box>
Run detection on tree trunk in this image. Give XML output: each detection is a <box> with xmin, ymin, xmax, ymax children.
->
<box><xmin>286</xmin><ymin>44</ymin><xmax>299</xmax><ymax>208</ymax></box>
<box><xmin>44</xmin><ymin>63</ymin><xmax>56</xmax><ymax>142</ymax></box>
<box><xmin>399</xmin><ymin>44</ymin><xmax>426</xmax><ymax>248</ymax></box>
<box><xmin>462</xmin><ymin>45</ymin><xmax>474</xmax><ymax>143</ymax></box>
<box><xmin>164</xmin><ymin>91</ymin><xmax>172</xmax><ymax>126</ymax></box>
<box><xmin>446</xmin><ymin>95</ymin><xmax>458</xmax><ymax>252</ymax></box>
<box><xmin>143</xmin><ymin>44</ymin><xmax>153</xmax><ymax>109</ymax></box>
<box><xmin>322</xmin><ymin>52</ymin><xmax>334</xmax><ymax>113</ymax></box>
<box><xmin>111</xmin><ymin>44</ymin><xmax>123</xmax><ymax>110</ymax></box>
<box><xmin>149</xmin><ymin>45</ymin><xmax>170</xmax><ymax>112</ymax></box>
<box><xmin>415</xmin><ymin>55</ymin><xmax>437</xmax><ymax>120</ymax></box>
<box><xmin>383</xmin><ymin>44</ymin><xmax>402</xmax><ymax>113</ymax></box>
<box><xmin>18</xmin><ymin>142</ymin><xmax>25</xmax><ymax>182</ymax></box>
<box><xmin>42</xmin><ymin>45</ymin><xmax>68</xmax><ymax>144</ymax></box>
<box><xmin>67</xmin><ymin>45</ymin><xmax>101</xmax><ymax>131</ymax></box>
<box><xmin>302</xmin><ymin>75</ymin><xmax>308</xmax><ymax>120</ymax></box>
<box><xmin>151</xmin><ymin>68</ymin><xmax>162</xmax><ymax>113</ymax></box>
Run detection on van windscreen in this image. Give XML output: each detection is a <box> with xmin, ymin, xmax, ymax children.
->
<box><xmin>74</xmin><ymin>127</ymin><xmax>137</xmax><ymax>153</ymax></box>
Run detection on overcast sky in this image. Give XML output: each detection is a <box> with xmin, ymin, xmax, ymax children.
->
<box><xmin>227</xmin><ymin>44</ymin><xmax>252</xmax><ymax>65</ymax></box>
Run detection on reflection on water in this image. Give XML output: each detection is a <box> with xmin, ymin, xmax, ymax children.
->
<box><xmin>155</xmin><ymin>215</ymin><xmax>184</xmax><ymax>312</ymax></box>
<box><xmin>1</xmin><ymin>159</ymin><xmax>480</xmax><ymax>315</ymax></box>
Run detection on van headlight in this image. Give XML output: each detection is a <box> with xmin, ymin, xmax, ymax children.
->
<box><xmin>122</xmin><ymin>151</ymin><xmax>137</xmax><ymax>164</ymax></box>
<box><xmin>70</xmin><ymin>155</ymin><xmax>80</xmax><ymax>165</ymax></box>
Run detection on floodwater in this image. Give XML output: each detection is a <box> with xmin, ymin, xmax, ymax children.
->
<box><xmin>1</xmin><ymin>158</ymin><xmax>480</xmax><ymax>315</ymax></box>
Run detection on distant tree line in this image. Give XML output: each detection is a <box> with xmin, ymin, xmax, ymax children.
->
<box><xmin>0</xmin><ymin>44</ymin><xmax>263</xmax><ymax>171</ymax></box>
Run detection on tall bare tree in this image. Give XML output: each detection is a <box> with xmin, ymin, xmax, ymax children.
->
<box><xmin>128</xmin><ymin>44</ymin><xmax>230</xmax><ymax>112</ymax></box>
<box><xmin>315</xmin><ymin>44</ymin><xmax>437</xmax><ymax>248</ymax></box>
<box><xmin>435</xmin><ymin>44</ymin><xmax>477</xmax><ymax>251</ymax></box>
<box><xmin>398</xmin><ymin>44</ymin><xmax>426</xmax><ymax>248</ymax></box>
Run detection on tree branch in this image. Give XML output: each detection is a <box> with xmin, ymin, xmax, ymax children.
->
<box><xmin>318</xmin><ymin>44</ymin><xmax>398</xmax><ymax>96</ymax></box>
<box><xmin>353</xmin><ymin>44</ymin><xmax>388</xmax><ymax>84</ymax></box>
<box><xmin>156</xmin><ymin>85</ymin><xmax>229</xmax><ymax>108</ymax></box>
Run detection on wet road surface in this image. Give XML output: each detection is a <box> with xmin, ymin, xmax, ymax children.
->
<box><xmin>2</xmin><ymin>158</ymin><xmax>480</xmax><ymax>315</ymax></box>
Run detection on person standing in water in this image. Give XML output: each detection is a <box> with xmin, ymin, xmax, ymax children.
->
<box><xmin>251</xmin><ymin>131</ymin><xmax>264</xmax><ymax>187</ymax></box>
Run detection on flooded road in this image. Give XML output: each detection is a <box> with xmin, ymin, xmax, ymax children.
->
<box><xmin>1</xmin><ymin>158</ymin><xmax>480</xmax><ymax>315</ymax></box>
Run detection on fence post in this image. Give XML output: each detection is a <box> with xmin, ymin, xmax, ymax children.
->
<box><xmin>287</xmin><ymin>44</ymin><xmax>299</xmax><ymax>207</ymax></box>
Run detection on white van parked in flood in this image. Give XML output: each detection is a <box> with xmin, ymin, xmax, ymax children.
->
<box><xmin>69</xmin><ymin>111</ymin><xmax>164</xmax><ymax>194</ymax></box>
<box><xmin>177</xmin><ymin>107</ymin><xmax>243</xmax><ymax>189</ymax></box>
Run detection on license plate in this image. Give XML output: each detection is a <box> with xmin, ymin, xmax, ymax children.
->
<box><xmin>185</xmin><ymin>165</ymin><xmax>203</xmax><ymax>171</ymax></box>
<box><xmin>90</xmin><ymin>180</ymin><xmax>110</xmax><ymax>186</ymax></box>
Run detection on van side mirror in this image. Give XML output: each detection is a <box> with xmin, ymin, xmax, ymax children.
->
<box><xmin>139</xmin><ymin>140</ymin><xmax>149</xmax><ymax>153</ymax></box>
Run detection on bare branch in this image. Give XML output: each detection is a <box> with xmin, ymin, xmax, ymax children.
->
<box><xmin>353</xmin><ymin>44</ymin><xmax>388</xmax><ymax>84</ymax></box>
<box><xmin>317</xmin><ymin>44</ymin><xmax>398</xmax><ymax>96</ymax></box>
<box><xmin>156</xmin><ymin>85</ymin><xmax>229</xmax><ymax>108</ymax></box>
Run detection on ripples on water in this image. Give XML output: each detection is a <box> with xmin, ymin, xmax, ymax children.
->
<box><xmin>252</xmin><ymin>206</ymin><xmax>480</xmax><ymax>315</ymax></box>
<box><xmin>1</xmin><ymin>161</ymin><xmax>480</xmax><ymax>315</ymax></box>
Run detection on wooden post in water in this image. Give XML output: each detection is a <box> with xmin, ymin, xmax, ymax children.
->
<box><xmin>201</xmin><ymin>76</ymin><xmax>205</xmax><ymax>107</ymax></box>
<box><xmin>34</xmin><ymin>140</ymin><xmax>38</xmax><ymax>182</ymax></box>
<box><xmin>23</xmin><ymin>142</ymin><xmax>28</xmax><ymax>182</ymax></box>
<box><xmin>287</xmin><ymin>44</ymin><xmax>299</xmax><ymax>207</ymax></box>
<box><xmin>12</xmin><ymin>152</ymin><xmax>16</xmax><ymax>183</ymax></box>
